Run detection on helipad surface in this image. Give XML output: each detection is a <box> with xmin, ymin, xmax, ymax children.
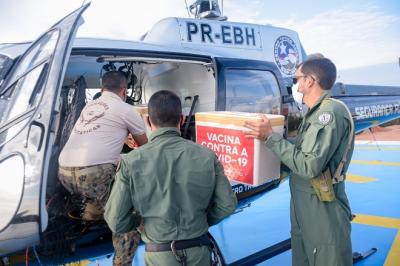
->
<box><xmin>13</xmin><ymin>142</ymin><xmax>400</xmax><ymax>265</ymax></box>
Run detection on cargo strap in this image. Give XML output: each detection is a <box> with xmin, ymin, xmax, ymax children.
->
<box><xmin>327</xmin><ymin>98</ymin><xmax>355</xmax><ymax>184</ymax></box>
<box><xmin>182</xmin><ymin>95</ymin><xmax>199</xmax><ymax>139</ymax></box>
<box><xmin>171</xmin><ymin>243</ymin><xmax>187</xmax><ymax>266</ymax></box>
<box><xmin>208</xmin><ymin>232</ymin><xmax>225</xmax><ymax>266</ymax></box>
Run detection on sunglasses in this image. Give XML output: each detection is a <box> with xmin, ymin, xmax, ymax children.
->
<box><xmin>292</xmin><ymin>75</ymin><xmax>316</xmax><ymax>85</ymax></box>
<box><xmin>292</xmin><ymin>76</ymin><xmax>306</xmax><ymax>85</ymax></box>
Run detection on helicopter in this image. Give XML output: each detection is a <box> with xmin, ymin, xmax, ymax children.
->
<box><xmin>0</xmin><ymin>0</ymin><xmax>399</xmax><ymax>264</ymax></box>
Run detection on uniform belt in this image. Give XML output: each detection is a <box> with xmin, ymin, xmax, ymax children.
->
<box><xmin>59</xmin><ymin>163</ymin><xmax>116</xmax><ymax>171</ymax></box>
<box><xmin>145</xmin><ymin>234</ymin><xmax>211</xmax><ymax>252</ymax></box>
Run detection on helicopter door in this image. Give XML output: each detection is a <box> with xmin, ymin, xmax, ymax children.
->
<box><xmin>0</xmin><ymin>3</ymin><xmax>90</xmax><ymax>255</ymax></box>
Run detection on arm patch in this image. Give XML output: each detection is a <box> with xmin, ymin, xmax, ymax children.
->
<box><xmin>318</xmin><ymin>112</ymin><xmax>333</xmax><ymax>125</ymax></box>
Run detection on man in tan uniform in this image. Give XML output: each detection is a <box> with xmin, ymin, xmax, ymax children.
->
<box><xmin>58</xmin><ymin>71</ymin><xmax>148</xmax><ymax>265</ymax></box>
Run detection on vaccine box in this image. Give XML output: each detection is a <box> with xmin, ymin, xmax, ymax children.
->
<box><xmin>195</xmin><ymin>112</ymin><xmax>284</xmax><ymax>186</ymax></box>
<box><xmin>134</xmin><ymin>105</ymin><xmax>151</xmax><ymax>135</ymax></box>
<box><xmin>134</xmin><ymin>104</ymin><xmax>149</xmax><ymax>116</ymax></box>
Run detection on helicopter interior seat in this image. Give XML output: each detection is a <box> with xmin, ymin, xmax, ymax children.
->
<box><xmin>59</xmin><ymin>75</ymin><xmax>87</xmax><ymax>149</ymax></box>
<box><xmin>45</xmin><ymin>76</ymin><xmax>87</xmax><ymax>203</ymax></box>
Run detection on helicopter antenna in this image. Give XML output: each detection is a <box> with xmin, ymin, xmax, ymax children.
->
<box><xmin>189</xmin><ymin>0</ymin><xmax>227</xmax><ymax>20</ymax></box>
<box><xmin>368</xmin><ymin>128</ymin><xmax>381</xmax><ymax>151</ymax></box>
<box><xmin>184</xmin><ymin>0</ymin><xmax>191</xmax><ymax>18</ymax></box>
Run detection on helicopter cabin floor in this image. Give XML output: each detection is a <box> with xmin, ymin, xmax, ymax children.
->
<box><xmin>8</xmin><ymin>141</ymin><xmax>400</xmax><ymax>266</ymax></box>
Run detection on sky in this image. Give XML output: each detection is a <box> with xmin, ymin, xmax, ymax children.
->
<box><xmin>0</xmin><ymin>0</ymin><xmax>399</xmax><ymax>85</ymax></box>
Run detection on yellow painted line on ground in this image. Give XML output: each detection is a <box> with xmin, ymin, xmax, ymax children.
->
<box><xmin>353</xmin><ymin>214</ymin><xmax>400</xmax><ymax>266</ymax></box>
<box><xmin>351</xmin><ymin>160</ymin><xmax>400</xmax><ymax>167</ymax></box>
<box><xmin>353</xmin><ymin>214</ymin><xmax>400</xmax><ymax>228</ymax></box>
<box><xmin>387</xmin><ymin>232</ymin><xmax>400</xmax><ymax>266</ymax></box>
<box><xmin>346</xmin><ymin>174</ymin><xmax>378</xmax><ymax>183</ymax></box>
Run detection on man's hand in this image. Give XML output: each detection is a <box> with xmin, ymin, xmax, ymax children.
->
<box><xmin>125</xmin><ymin>133</ymin><xmax>138</xmax><ymax>149</ymax></box>
<box><xmin>132</xmin><ymin>133</ymin><xmax>148</xmax><ymax>147</ymax></box>
<box><xmin>244</xmin><ymin>115</ymin><xmax>273</xmax><ymax>141</ymax></box>
<box><xmin>136</xmin><ymin>217</ymin><xmax>144</xmax><ymax>233</ymax></box>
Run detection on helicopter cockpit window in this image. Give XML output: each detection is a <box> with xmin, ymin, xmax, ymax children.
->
<box><xmin>225</xmin><ymin>69</ymin><xmax>281</xmax><ymax>114</ymax></box>
<box><xmin>7</xmin><ymin>30</ymin><xmax>59</xmax><ymax>86</ymax></box>
<box><xmin>0</xmin><ymin>55</ymin><xmax>14</xmax><ymax>89</ymax></box>
<box><xmin>0</xmin><ymin>30</ymin><xmax>59</xmax><ymax>146</ymax></box>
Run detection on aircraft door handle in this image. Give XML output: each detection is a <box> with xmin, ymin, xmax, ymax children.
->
<box><xmin>24</xmin><ymin>120</ymin><xmax>45</xmax><ymax>151</ymax></box>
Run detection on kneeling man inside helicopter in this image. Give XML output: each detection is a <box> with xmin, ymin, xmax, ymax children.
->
<box><xmin>58</xmin><ymin>70</ymin><xmax>148</xmax><ymax>266</ymax></box>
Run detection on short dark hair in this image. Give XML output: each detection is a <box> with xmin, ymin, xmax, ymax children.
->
<box><xmin>301</xmin><ymin>57</ymin><xmax>337</xmax><ymax>90</ymax></box>
<box><xmin>148</xmin><ymin>90</ymin><xmax>182</xmax><ymax>127</ymax></box>
<box><xmin>101</xmin><ymin>71</ymin><xmax>127</xmax><ymax>92</ymax></box>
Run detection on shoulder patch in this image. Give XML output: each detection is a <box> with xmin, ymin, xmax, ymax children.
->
<box><xmin>318</xmin><ymin>112</ymin><xmax>332</xmax><ymax>125</ymax></box>
<box><xmin>321</xmin><ymin>100</ymin><xmax>331</xmax><ymax>107</ymax></box>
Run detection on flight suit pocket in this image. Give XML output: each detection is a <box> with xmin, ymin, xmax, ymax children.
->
<box><xmin>300</xmin><ymin>124</ymin><xmax>324</xmax><ymax>153</ymax></box>
<box><xmin>310</xmin><ymin>168</ymin><xmax>336</xmax><ymax>202</ymax></box>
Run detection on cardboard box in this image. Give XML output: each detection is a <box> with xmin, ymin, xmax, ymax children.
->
<box><xmin>134</xmin><ymin>104</ymin><xmax>149</xmax><ymax>116</ymax></box>
<box><xmin>133</xmin><ymin>105</ymin><xmax>151</xmax><ymax>135</ymax></box>
<box><xmin>195</xmin><ymin>112</ymin><xmax>284</xmax><ymax>186</ymax></box>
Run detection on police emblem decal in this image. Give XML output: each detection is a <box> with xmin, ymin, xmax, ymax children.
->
<box><xmin>318</xmin><ymin>112</ymin><xmax>332</xmax><ymax>125</ymax></box>
<box><xmin>74</xmin><ymin>101</ymin><xmax>108</xmax><ymax>134</ymax></box>
<box><xmin>273</xmin><ymin>36</ymin><xmax>299</xmax><ymax>75</ymax></box>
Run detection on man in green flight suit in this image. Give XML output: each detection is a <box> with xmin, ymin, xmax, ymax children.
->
<box><xmin>104</xmin><ymin>90</ymin><xmax>237</xmax><ymax>266</ymax></box>
<box><xmin>244</xmin><ymin>57</ymin><xmax>354</xmax><ymax>266</ymax></box>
